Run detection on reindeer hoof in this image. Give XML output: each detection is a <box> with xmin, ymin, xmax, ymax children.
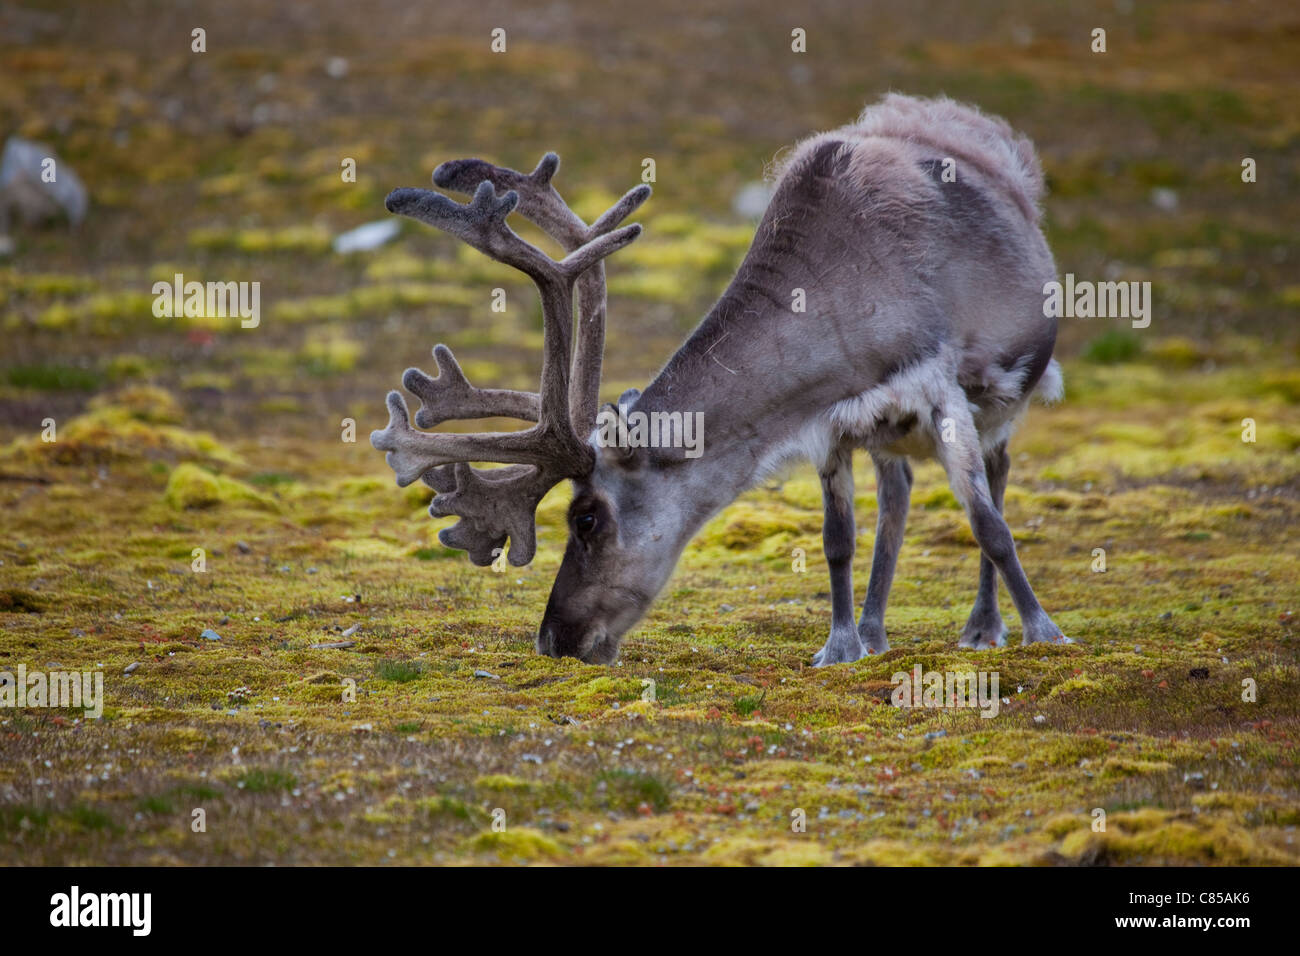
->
<box><xmin>959</xmin><ymin>614</ymin><xmax>1007</xmax><ymax>649</ymax></box>
<box><xmin>1022</xmin><ymin>616</ymin><xmax>1072</xmax><ymax>645</ymax></box>
<box><xmin>813</xmin><ymin>628</ymin><xmax>866</xmax><ymax>667</ymax></box>
<box><xmin>857</xmin><ymin>620</ymin><xmax>890</xmax><ymax>655</ymax></box>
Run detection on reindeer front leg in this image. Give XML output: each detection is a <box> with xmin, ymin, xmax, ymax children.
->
<box><xmin>813</xmin><ymin>441</ymin><xmax>865</xmax><ymax>666</ymax></box>
<box><xmin>857</xmin><ymin>453</ymin><xmax>911</xmax><ymax>654</ymax></box>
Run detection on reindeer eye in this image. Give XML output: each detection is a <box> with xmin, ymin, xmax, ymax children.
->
<box><xmin>574</xmin><ymin>513</ymin><xmax>597</xmax><ymax>535</ymax></box>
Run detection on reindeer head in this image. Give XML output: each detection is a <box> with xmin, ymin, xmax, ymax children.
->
<box><xmin>372</xmin><ymin>152</ymin><xmax>665</xmax><ymax>663</ymax></box>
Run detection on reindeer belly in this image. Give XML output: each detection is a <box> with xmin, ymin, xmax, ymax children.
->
<box><xmin>823</xmin><ymin>349</ymin><xmax>1036</xmax><ymax>461</ymax></box>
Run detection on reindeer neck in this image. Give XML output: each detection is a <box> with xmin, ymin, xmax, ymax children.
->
<box><xmin>633</xmin><ymin>275</ymin><xmax>848</xmax><ymax>513</ymax></box>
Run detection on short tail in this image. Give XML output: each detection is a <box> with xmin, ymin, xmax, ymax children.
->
<box><xmin>1033</xmin><ymin>358</ymin><xmax>1064</xmax><ymax>405</ymax></box>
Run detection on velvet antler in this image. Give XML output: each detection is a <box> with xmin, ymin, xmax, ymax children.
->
<box><xmin>371</xmin><ymin>154</ymin><xmax>649</xmax><ymax>565</ymax></box>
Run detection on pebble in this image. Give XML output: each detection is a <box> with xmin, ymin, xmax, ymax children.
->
<box><xmin>310</xmin><ymin>641</ymin><xmax>354</xmax><ymax>650</ymax></box>
<box><xmin>123</xmin><ymin>662</ymin><xmax>139</xmax><ymax>675</ymax></box>
<box><xmin>473</xmin><ymin>669</ymin><xmax>499</xmax><ymax>680</ymax></box>
<box><xmin>201</xmin><ymin>629</ymin><xmax>222</xmax><ymax>641</ymax></box>
<box><xmin>0</xmin><ymin>136</ymin><xmax>88</xmax><ymax>224</ymax></box>
<box><xmin>333</xmin><ymin>219</ymin><xmax>401</xmax><ymax>254</ymax></box>
<box><xmin>341</xmin><ymin>624</ymin><xmax>360</xmax><ymax>638</ymax></box>
<box><xmin>1033</xmin><ymin>714</ymin><xmax>1046</xmax><ymax>724</ymax></box>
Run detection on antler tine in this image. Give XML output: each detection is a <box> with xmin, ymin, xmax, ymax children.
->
<box><xmin>403</xmin><ymin>344</ymin><xmax>539</xmax><ymax>429</ymax></box>
<box><xmin>430</xmin><ymin>152</ymin><xmax>651</xmax><ymax>434</ymax></box>
<box><xmin>425</xmin><ymin>461</ymin><xmax>551</xmax><ymax>566</ymax></box>
<box><xmin>371</xmin><ymin>390</ymin><xmax>564</xmax><ymax>487</ymax></box>
<box><xmin>386</xmin><ymin>181</ymin><xmax>641</xmax><ymax>286</ymax></box>
<box><xmin>433</xmin><ymin>152</ymin><xmax>586</xmax><ymax>247</ymax></box>
<box><xmin>384</xmin><ymin>181</ymin><xmax>639</xmax><ymax>436</ymax></box>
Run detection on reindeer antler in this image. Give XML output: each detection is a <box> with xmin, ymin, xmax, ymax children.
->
<box><xmin>371</xmin><ymin>154</ymin><xmax>649</xmax><ymax>565</ymax></box>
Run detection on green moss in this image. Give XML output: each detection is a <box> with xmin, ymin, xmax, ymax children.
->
<box><xmin>1083</xmin><ymin>329</ymin><xmax>1144</xmax><ymax>364</ymax></box>
<box><xmin>463</xmin><ymin>828</ymin><xmax>564</xmax><ymax>861</ymax></box>
<box><xmin>5</xmin><ymin>364</ymin><xmax>103</xmax><ymax>390</ymax></box>
<box><xmin>475</xmin><ymin>774</ymin><xmax>535</xmax><ymax>791</ymax></box>
<box><xmin>187</xmin><ymin>224</ymin><xmax>332</xmax><ymax>255</ymax></box>
<box><xmin>375</xmin><ymin>659</ymin><xmax>425</xmax><ymax>683</ymax></box>
<box><xmin>0</xmin><ymin>588</ymin><xmax>46</xmax><ymax>612</ymax></box>
<box><xmin>233</xmin><ymin>769</ymin><xmax>297</xmax><ymax>793</ymax></box>
<box><xmin>163</xmin><ymin>463</ymin><xmax>275</xmax><ymax>510</ymax></box>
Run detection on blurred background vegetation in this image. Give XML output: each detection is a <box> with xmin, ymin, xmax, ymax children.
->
<box><xmin>1</xmin><ymin>0</ymin><xmax>1296</xmax><ymax>437</ymax></box>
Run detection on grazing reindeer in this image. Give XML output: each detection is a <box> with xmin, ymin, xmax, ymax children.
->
<box><xmin>373</xmin><ymin>94</ymin><xmax>1068</xmax><ymax>666</ymax></box>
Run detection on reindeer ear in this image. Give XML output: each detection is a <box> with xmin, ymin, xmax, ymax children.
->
<box><xmin>595</xmin><ymin>401</ymin><xmax>638</xmax><ymax>468</ymax></box>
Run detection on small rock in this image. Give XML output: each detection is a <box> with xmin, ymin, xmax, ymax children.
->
<box><xmin>235</xmin><ymin>541</ymin><xmax>252</xmax><ymax>554</ymax></box>
<box><xmin>1149</xmin><ymin>187</ymin><xmax>1179</xmax><ymax>212</ymax></box>
<box><xmin>201</xmin><ymin>628</ymin><xmax>222</xmax><ymax>641</ymax></box>
<box><xmin>732</xmin><ymin>181</ymin><xmax>774</xmax><ymax>219</ymax></box>
<box><xmin>333</xmin><ymin>219</ymin><xmax>400</xmax><ymax>254</ymax></box>
<box><xmin>0</xmin><ymin>136</ymin><xmax>88</xmax><ymax>227</ymax></box>
<box><xmin>123</xmin><ymin>662</ymin><xmax>140</xmax><ymax>675</ymax></box>
<box><xmin>473</xmin><ymin>669</ymin><xmax>499</xmax><ymax>680</ymax></box>
<box><xmin>1033</xmin><ymin>714</ymin><xmax>1046</xmax><ymax>724</ymax></box>
<box><xmin>719</xmin><ymin>604</ymin><xmax>735</xmax><ymax>613</ymax></box>
<box><xmin>341</xmin><ymin>623</ymin><xmax>360</xmax><ymax>638</ymax></box>
<box><xmin>309</xmin><ymin>641</ymin><xmax>354</xmax><ymax>650</ymax></box>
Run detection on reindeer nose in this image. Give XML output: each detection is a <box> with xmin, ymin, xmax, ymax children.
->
<box><xmin>536</xmin><ymin>626</ymin><xmax>559</xmax><ymax>658</ymax></box>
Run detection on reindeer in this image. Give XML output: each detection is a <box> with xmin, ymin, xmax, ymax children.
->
<box><xmin>373</xmin><ymin>94</ymin><xmax>1069</xmax><ymax>666</ymax></box>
